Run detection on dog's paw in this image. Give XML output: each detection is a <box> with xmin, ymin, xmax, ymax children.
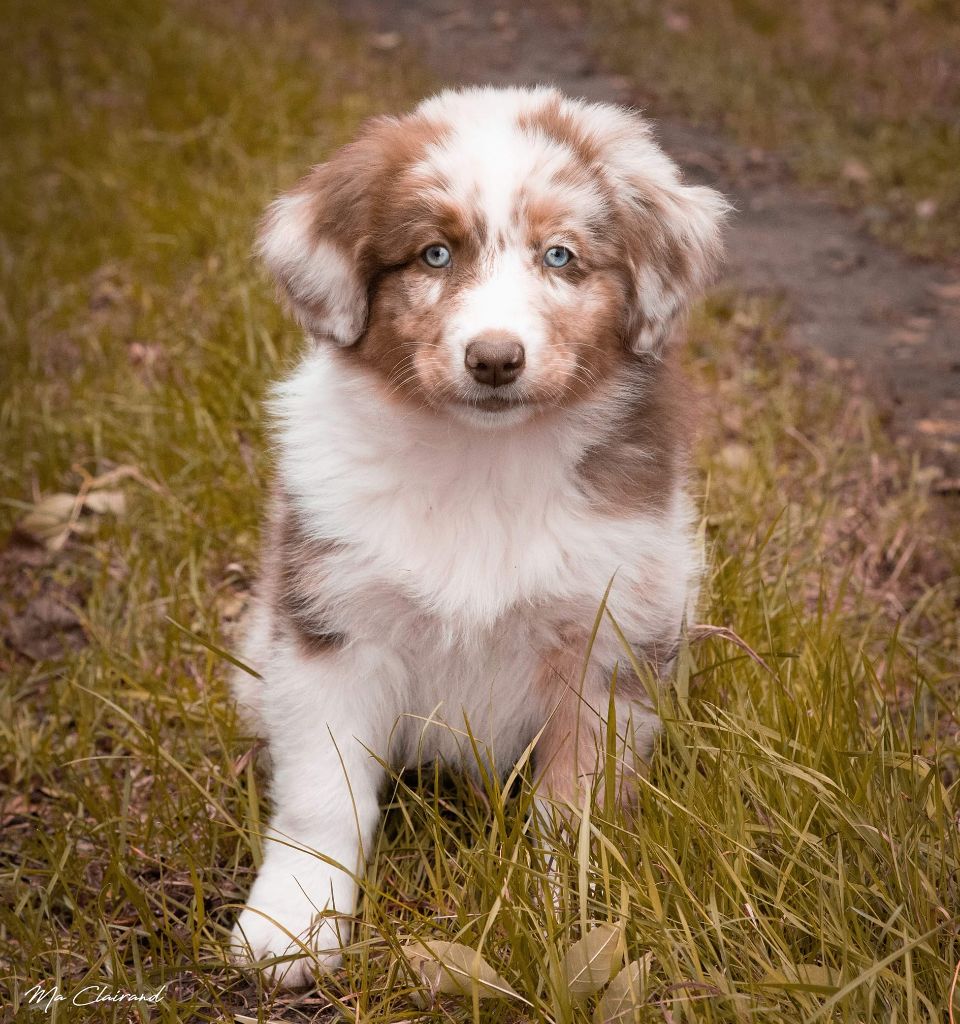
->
<box><xmin>229</xmin><ymin>872</ymin><xmax>346</xmax><ymax>989</ymax></box>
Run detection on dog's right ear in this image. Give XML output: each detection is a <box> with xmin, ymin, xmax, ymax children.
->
<box><xmin>256</xmin><ymin>118</ymin><xmax>394</xmax><ymax>346</ymax></box>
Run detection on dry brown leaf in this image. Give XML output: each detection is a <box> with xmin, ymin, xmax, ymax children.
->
<box><xmin>841</xmin><ymin>158</ymin><xmax>871</xmax><ymax>184</ymax></box>
<box><xmin>369</xmin><ymin>31</ymin><xmax>401</xmax><ymax>50</ymax></box>
<box><xmin>1</xmin><ymin>793</ymin><xmax>30</xmax><ymax>822</ymax></box>
<box><xmin>889</xmin><ymin>329</ymin><xmax>927</xmax><ymax>346</ymax></box>
<box><xmin>758</xmin><ymin>963</ymin><xmax>840</xmax><ymax>991</ymax></box>
<box><xmin>15</xmin><ymin>484</ymin><xmax>128</xmax><ymax>550</ymax></box>
<box><xmin>719</xmin><ymin>443</ymin><xmax>751</xmax><ymax>470</ymax></box>
<box><xmin>915</xmin><ymin>199</ymin><xmax>938</xmax><ymax>220</ymax></box>
<box><xmin>663</xmin><ymin>10</ymin><xmax>691</xmax><ymax>32</ymax></box>
<box><xmin>398</xmin><ymin>939</ymin><xmax>522</xmax><ymax>1001</ymax></box>
<box><xmin>926</xmin><ymin>280</ymin><xmax>960</xmax><ymax>302</ymax></box>
<box><xmin>594</xmin><ymin>954</ymin><xmax>653</xmax><ymax>1024</ymax></box>
<box><xmin>16</xmin><ymin>494</ymin><xmax>79</xmax><ymax>550</ymax></box>
<box><xmin>561</xmin><ymin>923</ymin><xmax>625</xmax><ymax>999</ymax></box>
<box><xmin>83</xmin><ymin>489</ymin><xmax>126</xmax><ymax>515</ymax></box>
<box><xmin>916</xmin><ymin>418</ymin><xmax>960</xmax><ymax>437</ymax></box>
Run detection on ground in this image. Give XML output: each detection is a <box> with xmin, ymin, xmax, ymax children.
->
<box><xmin>1</xmin><ymin>0</ymin><xmax>958</xmax><ymax>1021</ymax></box>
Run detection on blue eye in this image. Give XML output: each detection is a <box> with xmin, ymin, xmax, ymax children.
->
<box><xmin>422</xmin><ymin>244</ymin><xmax>452</xmax><ymax>268</ymax></box>
<box><xmin>544</xmin><ymin>245</ymin><xmax>573</xmax><ymax>268</ymax></box>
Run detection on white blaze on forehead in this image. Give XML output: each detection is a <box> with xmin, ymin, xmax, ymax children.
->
<box><xmin>444</xmin><ymin>248</ymin><xmax>548</xmax><ymax>365</ymax></box>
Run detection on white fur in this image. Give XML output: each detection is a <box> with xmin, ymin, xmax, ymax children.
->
<box><xmin>258</xmin><ymin>193</ymin><xmax>366</xmax><ymax>345</ymax></box>
<box><xmin>230</xmin><ymin>85</ymin><xmax>720</xmax><ymax>989</ymax></box>
<box><xmin>444</xmin><ymin>248</ymin><xmax>552</xmax><ymax>379</ymax></box>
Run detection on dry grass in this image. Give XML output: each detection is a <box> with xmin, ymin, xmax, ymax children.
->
<box><xmin>1</xmin><ymin>0</ymin><xmax>958</xmax><ymax>1021</ymax></box>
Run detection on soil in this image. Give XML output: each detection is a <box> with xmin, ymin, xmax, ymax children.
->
<box><xmin>341</xmin><ymin>0</ymin><xmax>960</xmax><ymax>476</ymax></box>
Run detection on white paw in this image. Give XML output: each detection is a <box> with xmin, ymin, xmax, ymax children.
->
<box><xmin>230</xmin><ymin>907</ymin><xmax>344</xmax><ymax>988</ymax></box>
<box><xmin>229</xmin><ymin>865</ymin><xmax>349</xmax><ymax>989</ymax></box>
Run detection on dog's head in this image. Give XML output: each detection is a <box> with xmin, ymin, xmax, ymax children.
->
<box><xmin>259</xmin><ymin>87</ymin><xmax>729</xmax><ymax>426</ymax></box>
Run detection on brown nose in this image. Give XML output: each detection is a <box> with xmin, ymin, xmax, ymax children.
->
<box><xmin>464</xmin><ymin>337</ymin><xmax>526</xmax><ymax>387</ymax></box>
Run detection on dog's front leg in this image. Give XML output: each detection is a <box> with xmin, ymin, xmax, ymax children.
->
<box><xmin>534</xmin><ymin>650</ymin><xmax>661</xmax><ymax>810</ymax></box>
<box><xmin>231</xmin><ymin>640</ymin><xmax>399</xmax><ymax>988</ymax></box>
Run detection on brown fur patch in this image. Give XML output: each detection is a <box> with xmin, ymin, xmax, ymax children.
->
<box><xmin>534</xmin><ymin>648</ymin><xmax>603</xmax><ymax>805</ymax></box>
<box><xmin>349</xmin><ymin>183</ymin><xmax>491</xmax><ymax>406</ymax></box>
<box><xmin>534</xmin><ymin>637</ymin><xmax>670</xmax><ymax>806</ymax></box>
<box><xmin>606</xmin><ymin>173</ymin><xmax>725</xmax><ymax>352</ymax></box>
<box><xmin>532</xmin><ymin>271</ymin><xmax>627</xmax><ymax>404</ymax></box>
<box><xmin>261</xmin><ymin>111</ymin><xmax>452</xmax><ymax>338</ymax></box>
<box><xmin>575</xmin><ymin>347</ymin><xmax>693</xmax><ymax>516</ymax></box>
<box><xmin>262</xmin><ymin>493</ymin><xmax>347</xmax><ymax>658</ymax></box>
<box><xmin>516</xmin><ymin>94</ymin><xmax>604</xmax><ymax>167</ymax></box>
<box><xmin>516</xmin><ymin>92</ymin><xmax>712</xmax><ymax>351</ymax></box>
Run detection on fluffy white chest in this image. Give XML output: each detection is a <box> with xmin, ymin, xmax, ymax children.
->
<box><xmin>278</xmin><ymin>355</ymin><xmax>640</xmax><ymax>627</ymax></box>
<box><xmin>273</xmin><ymin>350</ymin><xmax>698</xmax><ymax>669</ymax></box>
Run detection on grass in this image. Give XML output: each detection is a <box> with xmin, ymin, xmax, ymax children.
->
<box><xmin>1</xmin><ymin>0</ymin><xmax>958</xmax><ymax>1021</ymax></box>
<box><xmin>586</xmin><ymin>0</ymin><xmax>960</xmax><ymax>261</ymax></box>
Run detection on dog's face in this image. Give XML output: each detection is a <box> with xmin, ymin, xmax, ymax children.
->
<box><xmin>260</xmin><ymin>87</ymin><xmax>728</xmax><ymax>426</ymax></box>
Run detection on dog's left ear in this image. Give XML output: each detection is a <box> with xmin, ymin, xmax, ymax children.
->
<box><xmin>256</xmin><ymin>117</ymin><xmax>396</xmax><ymax>346</ymax></box>
<box><xmin>607</xmin><ymin>119</ymin><xmax>731</xmax><ymax>352</ymax></box>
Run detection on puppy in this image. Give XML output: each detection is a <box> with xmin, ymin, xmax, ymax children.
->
<box><xmin>230</xmin><ymin>85</ymin><xmax>727</xmax><ymax>987</ymax></box>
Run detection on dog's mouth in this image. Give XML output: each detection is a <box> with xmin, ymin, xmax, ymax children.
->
<box><xmin>469</xmin><ymin>394</ymin><xmax>524</xmax><ymax>412</ymax></box>
<box><xmin>457</xmin><ymin>384</ymin><xmax>528</xmax><ymax>413</ymax></box>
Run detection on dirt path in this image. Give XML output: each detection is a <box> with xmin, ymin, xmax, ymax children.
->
<box><xmin>342</xmin><ymin>0</ymin><xmax>960</xmax><ymax>474</ymax></box>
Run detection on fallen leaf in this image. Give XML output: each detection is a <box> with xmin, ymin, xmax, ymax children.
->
<box><xmin>916</xmin><ymin>418</ymin><xmax>960</xmax><ymax>437</ymax></box>
<box><xmin>915</xmin><ymin>198</ymin><xmax>938</xmax><ymax>220</ymax></box>
<box><xmin>398</xmin><ymin>939</ymin><xmax>522</xmax><ymax>1001</ymax></box>
<box><xmin>841</xmin><ymin>158</ymin><xmax>871</xmax><ymax>185</ymax></box>
<box><xmin>758</xmin><ymin>963</ymin><xmax>840</xmax><ymax>991</ymax></box>
<box><xmin>6</xmin><ymin>594</ymin><xmax>85</xmax><ymax>661</ymax></box>
<box><xmin>594</xmin><ymin>954</ymin><xmax>652</xmax><ymax>1024</ymax></box>
<box><xmin>15</xmin><ymin>494</ymin><xmax>78</xmax><ymax>550</ymax></box>
<box><xmin>889</xmin><ymin>329</ymin><xmax>927</xmax><ymax>346</ymax></box>
<box><xmin>369</xmin><ymin>31</ymin><xmax>401</xmax><ymax>50</ymax></box>
<box><xmin>83</xmin><ymin>489</ymin><xmax>126</xmax><ymax>515</ymax></box>
<box><xmin>663</xmin><ymin>10</ymin><xmax>691</xmax><ymax>32</ymax></box>
<box><xmin>561</xmin><ymin>923</ymin><xmax>625</xmax><ymax>999</ymax></box>
<box><xmin>1</xmin><ymin>793</ymin><xmax>30</xmax><ymax>822</ymax></box>
<box><xmin>719</xmin><ymin>443</ymin><xmax>751</xmax><ymax>470</ymax></box>
<box><xmin>926</xmin><ymin>280</ymin><xmax>960</xmax><ymax>302</ymax></box>
<box><xmin>128</xmin><ymin>341</ymin><xmax>164</xmax><ymax>370</ymax></box>
<box><xmin>15</xmin><ymin>484</ymin><xmax>128</xmax><ymax>549</ymax></box>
